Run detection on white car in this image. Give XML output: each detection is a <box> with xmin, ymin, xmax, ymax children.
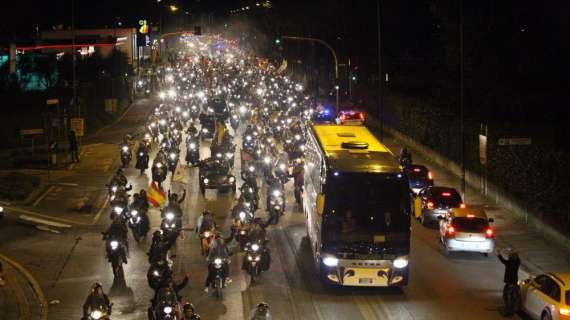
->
<box><xmin>520</xmin><ymin>272</ymin><xmax>570</xmax><ymax>320</ymax></box>
<box><xmin>438</xmin><ymin>207</ymin><xmax>495</xmax><ymax>256</ymax></box>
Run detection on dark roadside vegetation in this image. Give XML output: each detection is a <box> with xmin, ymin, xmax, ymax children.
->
<box><xmin>238</xmin><ymin>1</ymin><xmax>570</xmax><ymax>234</ymax></box>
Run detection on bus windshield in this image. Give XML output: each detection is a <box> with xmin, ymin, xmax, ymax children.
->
<box><xmin>322</xmin><ymin>173</ymin><xmax>410</xmax><ymax>245</ymax></box>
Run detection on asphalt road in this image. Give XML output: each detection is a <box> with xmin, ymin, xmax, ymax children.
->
<box><xmin>0</xmin><ymin>98</ymin><xmax>527</xmax><ymax>320</ymax></box>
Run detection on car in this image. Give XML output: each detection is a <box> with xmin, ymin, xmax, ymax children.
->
<box><xmin>520</xmin><ymin>272</ymin><xmax>570</xmax><ymax>320</ymax></box>
<box><xmin>416</xmin><ymin>186</ymin><xmax>464</xmax><ymax>225</ymax></box>
<box><xmin>310</xmin><ymin>108</ymin><xmax>336</xmax><ymax>124</ymax></box>
<box><xmin>198</xmin><ymin>158</ymin><xmax>236</xmax><ymax>195</ymax></box>
<box><xmin>337</xmin><ymin>110</ymin><xmax>365</xmax><ymax>125</ymax></box>
<box><xmin>404</xmin><ymin>164</ymin><xmax>434</xmax><ymax>195</ymax></box>
<box><xmin>438</xmin><ymin>207</ymin><xmax>495</xmax><ymax>256</ymax></box>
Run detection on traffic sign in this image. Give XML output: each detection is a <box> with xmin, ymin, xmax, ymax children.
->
<box><xmin>498</xmin><ymin>138</ymin><xmax>531</xmax><ymax>146</ymax></box>
<box><xmin>70</xmin><ymin>118</ymin><xmax>85</xmax><ymax>137</ymax></box>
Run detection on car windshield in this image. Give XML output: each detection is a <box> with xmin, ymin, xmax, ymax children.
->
<box><xmin>406</xmin><ymin>168</ymin><xmax>429</xmax><ymax>180</ymax></box>
<box><xmin>452</xmin><ymin>217</ymin><xmax>489</xmax><ymax>232</ymax></box>
<box><xmin>323</xmin><ymin>173</ymin><xmax>410</xmax><ymax>245</ymax></box>
<box><xmin>431</xmin><ymin>190</ymin><xmax>462</xmax><ymax>207</ymax></box>
<box><xmin>203</xmin><ymin>161</ymin><xmax>228</xmax><ymax>174</ymax></box>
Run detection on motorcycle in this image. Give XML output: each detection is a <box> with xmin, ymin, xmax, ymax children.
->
<box><xmin>105</xmin><ymin>238</ymin><xmax>127</xmax><ymax>284</ymax></box>
<box><xmin>152</xmin><ymin>162</ymin><xmax>167</xmax><ymax>188</ymax></box>
<box><xmin>127</xmin><ymin>207</ymin><xmax>149</xmax><ymax>242</ymax></box>
<box><xmin>239</xmin><ymin>184</ymin><xmax>259</xmax><ymax>212</ymax></box>
<box><xmin>244</xmin><ymin>242</ymin><xmax>265</xmax><ymax>283</ymax></box>
<box><xmin>167</xmin><ymin>151</ymin><xmax>179</xmax><ymax>174</ymax></box>
<box><xmin>267</xmin><ymin>189</ymin><xmax>285</xmax><ymax>225</ymax></box>
<box><xmin>147</xmin><ymin>258</ymin><xmax>173</xmax><ymax>290</ymax></box>
<box><xmin>120</xmin><ymin>144</ymin><xmax>131</xmax><ymax>168</ymax></box>
<box><xmin>209</xmin><ymin>257</ymin><xmax>227</xmax><ymax>299</ymax></box>
<box><xmin>148</xmin><ymin>287</ymin><xmax>181</xmax><ymax>320</ymax></box>
<box><xmin>230</xmin><ymin>113</ymin><xmax>240</xmax><ymax>130</ymax></box>
<box><xmin>274</xmin><ymin>161</ymin><xmax>289</xmax><ymax>185</ymax></box>
<box><xmin>160</xmin><ymin>209</ymin><xmax>182</xmax><ymax>247</ymax></box>
<box><xmin>109</xmin><ymin>190</ymin><xmax>129</xmax><ymax>220</ymax></box>
<box><xmin>185</xmin><ymin>137</ymin><xmax>200</xmax><ymax>166</ymax></box>
<box><xmin>85</xmin><ymin>303</ymin><xmax>112</xmax><ymax>320</ymax></box>
<box><xmin>136</xmin><ymin>149</ymin><xmax>149</xmax><ymax>175</ymax></box>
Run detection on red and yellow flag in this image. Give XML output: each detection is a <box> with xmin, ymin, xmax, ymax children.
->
<box><xmin>147</xmin><ymin>181</ymin><xmax>166</xmax><ymax>208</ymax></box>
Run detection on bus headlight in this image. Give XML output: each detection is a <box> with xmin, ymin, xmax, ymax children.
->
<box><xmin>393</xmin><ymin>256</ymin><xmax>409</xmax><ymax>269</ymax></box>
<box><xmin>322</xmin><ymin>256</ymin><xmax>339</xmax><ymax>267</ymax></box>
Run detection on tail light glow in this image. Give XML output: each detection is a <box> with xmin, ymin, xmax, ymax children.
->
<box><xmin>460</xmin><ymin>203</ymin><xmax>466</xmax><ymax>208</ymax></box>
<box><xmin>427</xmin><ymin>201</ymin><xmax>434</xmax><ymax>210</ymax></box>
<box><xmin>441</xmin><ymin>192</ymin><xmax>452</xmax><ymax>197</ymax></box>
<box><xmin>485</xmin><ymin>227</ymin><xmax>494</xmax><ymax>238</ymax></box>
<box><xmin>446</xmin><ymin>225</ymin><xmax>456</xmax><ymax>238</ymax></box>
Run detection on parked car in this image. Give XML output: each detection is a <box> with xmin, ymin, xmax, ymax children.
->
<box><xmin>519</xmin><ymin>272</ymin><xmax>570</xmax><ymax>320</ymax></box>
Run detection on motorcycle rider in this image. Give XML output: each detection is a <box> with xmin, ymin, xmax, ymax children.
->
<box><xmin>204</xmin><ymin>235</ymin><xmax>231</xmax><ymax>292</ymax></box>
<box><xmin>167</xmin><ymin>189</ymin><xmax>186</xmax><ymax>206</ymax></box>
<box><xmin>399</xmin><ymin>147</ymin><xmax>412</xmax><ymax>166</ymax></box>
<box><xmin>249</xmin><ymin>302</ymin><xmax>272</xmax><ymax>320</ymax></box>
<box><xmin>292</xmin><ymin>159</ymin><xmax>304</xmax><ymax>204</ymax></box>
<box><xmin>135</xmin><ymin>140</ymin><xmax>150</xmax><ymax>173</ymax></box>
<box><xmin>182</xmin><ymin>302</ymin><xmax>201</xmax><ymax>319</ymax></box>
<box><xmin>152</xmin><ymin>272</ymin><xmax>191</xmax><ymax>304</ymax></box>
<box><xmin>497</xmin><ymin>249</ymin><xmax>521</xmax><ymax>316</ymax></box>
<box><xmin>82</xmin><ymin>282</ymin><xmax>112</xmax><ymax>320</ymax></box>
<box><xmin>134</xmin><ymin>189</ymin><xmax>150</xmax><ymax>212</ymax></box>
<box><xmin>265</xmin><ymin>175</ymin><xmax>285</xmax><ymax>225</ymax></box>
<box><xmin>246</xmin><ymin>219</ymin><xmax>271</xmax><ymax>271</ymax></box>
<box><xmin>109</xmin><ymin>168</ymin><xmax>128</xmax><ymax>187</ymax></box>
<box><xmin>196</xmin><ymin>210</ymin><xmax>216</xmax><ymax>234</ymax></box>
<box><xmin>103</xmin><ymin>216</ymin><xmax>129</xmax><ymax>262</ymax></box>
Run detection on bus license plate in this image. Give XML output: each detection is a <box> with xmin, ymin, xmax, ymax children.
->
<box><xmin>359</xmin><ymin>278</ymin><xmax>373</xmax><ymax>284</ymax></box>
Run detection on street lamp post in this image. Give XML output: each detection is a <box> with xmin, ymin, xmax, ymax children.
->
<box><xmin>282</xmin><ymin>36</ymin><xmax>340</xmax><ymax>114</ymax></box>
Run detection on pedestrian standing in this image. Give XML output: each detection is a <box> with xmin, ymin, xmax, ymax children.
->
<box><xmin>497</xmin><ymin>249</ymin><xmax>521</xmax><ymax>316</ymax></box>
<box><xmin>68</xmin><ymin>130</ymin><xmax>79</xmax><ymax>163</ymax></box>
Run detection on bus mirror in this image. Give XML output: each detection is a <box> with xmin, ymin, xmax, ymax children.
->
<box><xmin>316</xmin><ymin>193</ymin><xmax>325</xmax><ymax>215</ymax></box>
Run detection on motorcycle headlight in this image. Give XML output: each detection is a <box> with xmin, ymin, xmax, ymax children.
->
<box><xmin>279</xmin><ymin>164</ymin><xmax>286</xmax><ymax>170</ymax></box>
<box><xmin>110</xmin><ymin>195</ymin><xmax>115</xmax><ymax>201</ymax></box>
<box><xmin>166</xmin><ymin>212</ymin><xmax>175</xmax><ymax>220</ymax></box>
<box><xmin>151</xmin><ymin>122</ymin><xmax>157</xmax><ymax>127</ymax></box>
<box><xmin>295</xmin><ymin>134</ymin><xmax>301</xmax><ymax>140</ymax></box>
<box><xmin>131</xmin><ymin>210</ymin><xmax>138</xmax><ymax>216</ymax></box>
<box><xmin>202</xmin><ymin>128</ymin><xmax>209</xmax><ymax>132</ymax></box>
<box><xmin>203</xmin><ymin>178</ymin><xmax>209</xmax><ymax>184</ymax></box>
<box><xmin>122</xmin><ymin>146</ymin><xmax>128</xmax><ymax>152</ymax></box>
<box><xmin>273</xmin><ymin>205</ymin><xmax>281</xmax><ymax>210</ymax></box>
<box><xmin>182</xmin><ymin>111</ymin><xmax>189</xmax><ymax>117</ymax></box>
<box><xmin>228</xmin><ymin>176</ymin><xmax>235</xmax><ymax>183</ymax></box>
<box><xmin>189</xmin><ymin>143</ymin><xmax>196</xmax><ymax>149</ymax></box>
<box><xmin>247</xmin><ymin>255</ymin><xmax>253</xmax><ymax>261</ymax></box>
<box><xmin>156</xmin><ymin>162</ymin><xmax>163</xmax><ymax>168</ymax></box>
<box><xmin>114</xmin><ymin>207</ymin><xmax>123</xmax><ymax>214</ymax></box>
<box><xmin>285</xmin><ymin>139</ymin><xmax>292</xmax><ymax>144</ymax></box>
<box><xmin>169</xmin><ymin>153</ymin><xmax>176</xmax><ymax>160</ymax></box>
<box><xmin>246</xmin><ymin>136</ymin><xmax>252</xmax><ymax>141</ymax></box>
<box><xmin>240</xmin><ymin>230</ymin><xmax>246</xmax><ymax>235</ymax></box>
<box><xmin>251</xmin><ymin>244</ymin><xmax>260</xmax><ymax>251</ymax></box>
<box><xmin>239</xmin><ymin>211</ymin><xmax>246</xmax><ymax>220</ymax></box>
<box><xmin>160</xmin><ymin>119</ymin><xmax>167</xmax><ymax>125</ymax></box>
<box><xmin>263</xmin><ymin>157</ymin><xmax>271</xmax><ymax>164</ymax></box>
<box><xmin>393</xmin><ymin>256</ymin><xmax>409</xmax><ymax>269</ymax></box>
<box><xmin>163</xmin><ymin>306</ymin><xmax>173</xmax><ymax>314</ymax></box>
<box><xmin>255</xmin><ymin>256</ymin><xmax>261</xmax><ymax>261</ymax></box>
<box><xmin>226</xmin><ymin>152</ymin><xmax>233</xmax><ymax>158</ymax></box>
<box><xmin>322</xmin><ymin>256</ymin><xmax>339</xmax><ymax>267</ymax></box>
<box><xmin>91</xmin><ymin>310</ymin><xmax>103</xmax><ymax>319</ymax></box>
<box><xmin>248</xmin><ymin>166</ymin><xmax>255</xmax><ymax>172</ymax></box>
<box><xmin>214</xmin><ymin>258</ymin><xmax>222</xmax><ymax>265</ymax></box>
<box><xmin>216</xmin><ymin>153</ymin><xmax>222</xmax><ymax>158</ymax></box>
<box><xmin>110</xmin><ymin>241</ymin><xmax>119</xmax><ymax>250</ymax></box>
<box><xmin>139</xmin><ymin>152</ymin><xmax>144</xmax><ymax>156</ymax></box>
<box><xmin>239</xmin><ymin>106</ymin><xmax>247</xmax><ymax>114</ymax></box>
<box><xmin>111</xmin><ymin>186</ymin><xmax>117</xmax><ymax>192</ymax></box>
<box><xmin>272</xmin><ymin>190</ymin><xmax>282</xmax><ymax>197</ymax></box>
<box><xmin>153</xmin><ymin>270</ymin><xmax>160</xmax><ymax>276</ymax></box>
<box><xmin>175</xmin><ymin>106</ymin><xmax>181</xmax><ymax>113</ymax></box>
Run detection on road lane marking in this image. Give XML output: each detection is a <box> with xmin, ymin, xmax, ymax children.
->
<box><xmin>92</xmin><ymin>197</ymin><xmax>109</xmax><ymax>225</ymax></box>
<box><xmin>5</xmin><ymin>205</ymin><xmax>89</xmax><ymax>226</ymax></box>
<box><xmin>56</xmin><ymin>182</ymin><xmax>79</xmax><ymax>187</ymax></box>
<box><xmin>19</xmin><ymin>215</ymin><xmax>72</xmax><ymax>229</ymax></box>
<box><xmin>32</xmin><ymin>185</ymin><xmax>55</xmax><ymax>207</ymax></box>
<box><xmin>0</xmin><ymin>253</ymin><xmax>48</xmax><ymax>320</ymax></box>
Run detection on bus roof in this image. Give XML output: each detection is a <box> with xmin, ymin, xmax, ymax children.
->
<box><xmin>311</xmin><ymin>124</ymin><xmax>400</xmax><ymax>173</ymax></box>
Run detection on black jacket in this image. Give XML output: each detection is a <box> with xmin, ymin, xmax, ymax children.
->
<box><xmin>498</xmin><ymin>255</ymin><xmax>520</xmax><ymax>284</ymax></box>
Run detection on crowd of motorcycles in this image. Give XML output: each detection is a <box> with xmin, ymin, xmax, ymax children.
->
<box><xmin>83</xmin><ymin>38</ymin><xmax>311</xmax><ymax>320</ymax></box>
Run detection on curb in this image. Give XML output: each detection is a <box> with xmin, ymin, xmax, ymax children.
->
<box><xmin>0</xmin><ymin>253</ymin><xmax>48</xmax><ymax>320</ymax></box>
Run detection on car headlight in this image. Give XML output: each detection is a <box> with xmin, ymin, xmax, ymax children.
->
<box><xmin>393</xmin><ymin>257</ymin><xmax>409</xmax><ymax>269</ymax></box>
<box><xmin>322</xmin><ymin>256</ymin><xmax>339</xmax><ymax>267</ymax></box>
<box><xmin>229</xmin><ymin>176</ymin><xmax>235</xmax><ymax>183</ymax></box>
<box><xmin>110</xmin><ymin>241</ymin><xmax>119</xmax><ymax>250</ymax></box>
<box><xmin>91</xmin><ymin>310</ymin><xmax>103</xmax><ymax>319</ymax></box>
<box><xmin>114</xmin><ymin>207</ymin><xmax>123</xmax><ymax>214</ymax></box>
<box><xmin>166</xmin><ymin>212</ymin><xmax>175</xmax><ymax>220</ymax></box>
<box><xmin>203</xmin><ymin>178</ymin><xmax>209</xmax><ymax>184</ymax></box>
<box><xmin>163</xmin><ymin>306</ymin><xmax>173</xmax><ymax>314</ymax></box>
<box><xmin>251</xmin><ymin>244</ymin><xmax>260</xmax><ymax>251</ymax></box>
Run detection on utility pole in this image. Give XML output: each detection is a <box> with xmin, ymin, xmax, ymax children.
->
<box><xmin>376</xmin><ymin>0</ymin><xmax>383</xmax><ymax>141</ymax></box>
<box><xmin>282</xmin><ymin>36</ymin><xmax>339</xmax><ymax>114</ymax></box>
<box><xmin>460</xmin><ymin>0</ymin><xmax>466</xmax><ymax>200</ymax></box>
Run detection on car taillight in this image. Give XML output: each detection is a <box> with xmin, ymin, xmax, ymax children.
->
<box><xmin>460</xmin><ymin>203</ymin><xmax>466</xmax><ymax>209</ymax></box>
<box><xmin>485</xmin><ymin>227</ymin><xmax>494</xmax><ymax>238</ymax></box>
<box><xmin>427</xmin><ymin>201</ymin><xmax>434</xmax><ymax>210</ymax></box>
<box><xmin>428</xmin><ymin>171</ymin><xmax>433</xmax><ymax>180</ymax></box>
<box><xmin>446</xmin><ymin>226</ymin><xmax>456</xmax><ymax>238</ymax></box>
<box><xmin>358</xmin><ymin>112</ymin><xmax>365</xmax><ymax>121</ymax></box>
<box><xmin>441</xmin><ymin>192</ymin><xmax>451</xmax><ymax>197</ymax></box>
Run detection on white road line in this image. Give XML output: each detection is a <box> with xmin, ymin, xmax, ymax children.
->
<box><xmin>19</xmin><ymin>214</ymin><xmax>72</xmax><ymax>228</ymax></box>
<box><xmin>33</xmin><ymin>185</ymin><xmax>56</xmax><ymax>207</ymax></box>
<box><xmin>56</xmin><ymin>182</ymin><xmax>79</xmax><ymax>187</ymax></box>
<box><xmin>92</xmin><ymin>197</ymin><xmax>109</xmax><ymax>225</ymax></box>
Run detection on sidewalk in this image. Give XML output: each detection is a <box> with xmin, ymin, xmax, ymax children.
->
<box><xmin>372</xmin><ymin>122</ymin><xmax>570</xmax><ymax>276</ymax></box>
<box><xmin>1</xmin><ymin>98</ymin><xmax>153</xmax><ymax>228</ymax></box>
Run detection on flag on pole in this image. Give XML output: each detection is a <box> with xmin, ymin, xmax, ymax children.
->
<box><xmin>147</xmin><ymin>181</ymin><xmax>166</xmax><ymax>208</ymax></box>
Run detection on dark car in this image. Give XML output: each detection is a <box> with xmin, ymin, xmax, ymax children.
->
<box><xmin>337</xmin><ymin>110</ymin><xmax>365</xmax><ymax>125</ymax></box>
<box><xmin>417</xmin><ymin>186</ymin><xmax>464</xmax><ymax>226</ymax></box>
<box><xmin>404</xmin><ymin>164</ymin><xmax>434</xmax><ymax>195</ymax></box>
<box><xmin>311</xmin><ymin>109</ymin><xmax>336</xmax><ymax>124</ymax></box>
<box><xmin>198</xmin><ymin>158</ymin><xmax>236</xmax><ymax>195</ymax></box>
